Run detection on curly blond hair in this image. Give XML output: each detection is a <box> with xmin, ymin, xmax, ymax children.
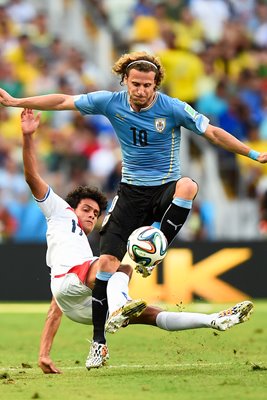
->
<box><xmin>112</xmin><ymin>51</ymin><xmax>165</xmax><ymax>90</ymax></box>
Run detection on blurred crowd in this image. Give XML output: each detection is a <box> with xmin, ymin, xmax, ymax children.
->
<box><xmin>1</xmin><ymin>0</ymin><xmax>267</xmax><ymax>243</ymax></box>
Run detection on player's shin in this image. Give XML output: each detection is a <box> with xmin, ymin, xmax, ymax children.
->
<box><xmin>107</xmin><ymin>271</ymin><xmax>130</xmax><ymax>315</ymax></box>
<box><xmin>160</xmin><ymin>199</ymin><xmax>191</xmax><ymax>245</ymax></box>
<box><xmin>91</xmin><ymin>274</ymin><xmax>112</xmax><ymax>344</ymax></box>
<box><xmin>156</xmin><ymin>311</ymin><xmax>211</xmax><ymax>331</ymax></box>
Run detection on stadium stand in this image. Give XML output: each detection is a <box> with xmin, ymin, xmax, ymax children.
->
<box><xmin>1</xmin><ymin>0</ymin><xmax>267</xmax><ymax>242</ymax></box>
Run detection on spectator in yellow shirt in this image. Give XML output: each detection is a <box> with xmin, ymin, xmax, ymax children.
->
<box><xmin>172</xmin><ymin>6</ymin><xmax>205</xmax><ymax>53</ymax></box>
<box><xmin>158</xmin><ymin>29</ymin><xmax>204</xmax><ymax>105</ymax></box>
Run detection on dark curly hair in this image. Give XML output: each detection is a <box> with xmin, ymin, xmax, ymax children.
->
<box><xmin>65</xmin><ymin>185</ymin><xmax>108</xmax><ymax>216</ymax></box>
<box><xmin>112</xmin><ymin>51</ymin><xmax>165</xmax><ymax>90</ymax></box>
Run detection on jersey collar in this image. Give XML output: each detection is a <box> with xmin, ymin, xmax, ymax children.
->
<box><xmin>127</xmin><ymin>91</ymin><xmax>159</xmax><ymax>112</ymax></box>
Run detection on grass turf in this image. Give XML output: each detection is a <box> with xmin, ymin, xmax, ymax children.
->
<box><xmin>0</xmin><ymin>301</ymin><xmax>266</xmax><ymax>400</ymax></box>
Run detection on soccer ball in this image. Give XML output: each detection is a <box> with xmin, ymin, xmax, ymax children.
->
<box><xmin>127</xmin><ymin>226</ymin><xmax>168</xmax><ymax>267</ymax></box>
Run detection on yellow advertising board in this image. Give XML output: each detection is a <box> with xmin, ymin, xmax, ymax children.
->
<box><xmin>127</xmin><ymin>247</ymin><xmax>252</xmax><ymax>304</ymax></box>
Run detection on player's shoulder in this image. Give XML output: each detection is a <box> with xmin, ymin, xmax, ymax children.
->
<box><xmin>108</xmin><ymin>90</ymin><xmax>127</xmax><ymax>102</ymax></box>
<box><xmin>37</xmin><ymin>187</ymin><xmax>69</xmax><ymax>211</ymax></box>
<box><xmin>157</xmin><ymin>92</ymin><xmax>185</xmax><ymax>115</ymax></box>
<box><xmin>89</xmin><ymin>89</ymin><xmax>125</xmax><ymax>98</ymax></box>
<box><xmin>88</xmin><ymin>90</ymin><xmax>126</xmax><ymax>105</ymax></box>
<box><xmin>157</xmin><ymin>92</ymin><xmax>184</xmax><ymax>107</ymax></box>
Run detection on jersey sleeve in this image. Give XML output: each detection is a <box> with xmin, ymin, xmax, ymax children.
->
<box><xmin>74</xmin><ymin>91</ymin><xmax>113</xmax><ymax>115</ymax></box>
<box><xmin>172</xmin><ymin>99</ymin><xmax>209</xmax><ymax>135</ymax></box>
<box><xmin>34</xmin><ymin>187</ymin><xmax>71</xmax><ymax>219</ymax></box>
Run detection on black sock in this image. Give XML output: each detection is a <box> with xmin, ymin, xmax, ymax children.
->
<box><xmin>91</xmin><ymin>278</ymin><xmax>108</xmax><ymax>344</ymax></box>
<box><xmin>160</xmin><ymin>203</ymin><xmax>190</xmax><ymax>245</ymax></box>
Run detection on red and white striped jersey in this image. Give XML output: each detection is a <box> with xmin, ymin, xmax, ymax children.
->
<box><xmin>35</xmin><ymin>187</ymin><xmax>96</xmax><ymax>276</ymax></box>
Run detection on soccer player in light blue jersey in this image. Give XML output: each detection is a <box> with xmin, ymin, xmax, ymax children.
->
<box><xmin>1</xmin><ymin>51</ymin><xmax>267</xmax><ymax>368</ymax></box>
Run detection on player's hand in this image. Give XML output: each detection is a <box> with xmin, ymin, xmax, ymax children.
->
<box><xmin>21</xmin><ymin>108</ymin><xmax>41</xmax><ymax>135</ymax></box>
<box><xmin>257</xmin><ymin>152</ymin><xmax>267</xmax><ymax>163</ymax></box>
<box><xmin>38</xmin><ymin>356</ymin><xmax>62</xmax><ymax>374</ymax></box>
<box><xmin>0</xmin><ymin>88</ymin><xmax>15</xmax><ymax>107</ymax></box>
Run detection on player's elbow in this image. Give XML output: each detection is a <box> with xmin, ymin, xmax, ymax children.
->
<box><xmin>204</xmin><ymin>124</ymin><xmax>221</xmax><ymax>146</ymax></box>
<box><xmin>25</xmin><ymin>174</ymin><xmax>34</xmax><ymax>188</ymax></box>
<box><xmin>24</xmin><ymin>174</ymin><xmax>39</xmax><ymax>194</ymax></box>
<box><xmin>55</xmin><ymin>95</ymin><xmax>75</xmax><ymax>110</ymax></box>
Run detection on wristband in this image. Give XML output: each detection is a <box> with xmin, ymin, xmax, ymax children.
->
<box><xmin>248</xmin><ymin>149</ymin><xmax>260</xmax><ymax>160</ymax></box>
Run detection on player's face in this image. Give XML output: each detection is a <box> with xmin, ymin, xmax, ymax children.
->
<box><xmin>125</xmin><ymin>69</ymin><xmax>157</xmax><ymax>111</ymax></box>
<box><xmin>75</xmin><ymin>198</ymin><xmax>100</xmax><ymax>235</ymax></box>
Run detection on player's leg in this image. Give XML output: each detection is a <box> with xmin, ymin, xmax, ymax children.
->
<box><xmin>133</xmin><ymin>179</ymin><xmax>198</xmax><ymax>278</ymax></box>
<box><xmin>51</xmin><ymin>272</ymin><xmax>110</xmax><ymax>369</ymax></box>
<box><xmin>92</xmin><ymin>254</ymin><xmax>146</xmax><ymax>339</ymax></box>
<box><xmin>85</xmin><ymin>258</ymin><xmax>111</xmax><ymax>364</ymax></box>
<box><xmin>96</xmin><ymin>185</ymin><xmax>149</xmax><ymax>335</ymax></box>
<box><xmin>159</xmin><ymin>177</ymin><xmax>198</xmax><ymax>245</ymax></box>
<box><xmin>90</xmin><ymin>193</ymin><xmax>124</xmax><ymax>349</ymax></box>
<box><xmin>129</xmin><ymin>306</ymin><xmax>213</xmax><ymax>329</ymax></box>
<box><xmin>90</xmin><ymin>254</ymin><xmax>118</xmax><ymax>346</ymax></box>
<box><xmin>106</xmin><ymin>264</ymin><xmax>133</xmax><ymax>315</ymax></box>
<box><xmin>105</xmin><ymin>263</ymin><xmax>147</xmax><ymax>333</ymax></box>
<box><xmin>129</xmin><ymin>301</ymin><xmax>254</xmax><ymax>331</ymax></box>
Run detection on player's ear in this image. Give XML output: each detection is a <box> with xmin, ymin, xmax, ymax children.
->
<box><xmin>123</xmin><ymin>75</ymin><xmax>128</xmax><ymax>86</ymax></box>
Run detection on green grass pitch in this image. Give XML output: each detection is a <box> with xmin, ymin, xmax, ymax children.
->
<box><xmin>0</xmin><ymin>301</ymin><xmax>266</xmax><ymax>400</ymax></box>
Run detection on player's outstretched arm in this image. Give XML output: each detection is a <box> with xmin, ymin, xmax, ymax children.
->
<box><xmin>21</xmin><ymin>108</ymin><xmax>50</xmax><ymax>199</ymax></box>
<box><xmin>38</xmin><ymin>297</ymin><xmax>63</xmax><ymax>374</ymax></box>
<box><xmin>204</xmin><ymin>124</ymin><xmax>267</xmax><ymax>163</ymax></box>
<box><xmin>0</xmin><ymin>88</ymin><xmax>75</xmax><ymax>110</ymax></box>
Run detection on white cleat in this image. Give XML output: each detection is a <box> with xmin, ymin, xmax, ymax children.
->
<box><xmin>105</xmin><ymin>299</ymin><xmax>147</xmax><ymax>334</ymax></box>
<box><xmin>211</xmin><ymin>300</ymin><xmax>254</xmax><ymax>331</ymax></box>
<box><xmin>85</xmin><ymin>341</ymin><xmax>109</xmax><ymax>370</ymax></box>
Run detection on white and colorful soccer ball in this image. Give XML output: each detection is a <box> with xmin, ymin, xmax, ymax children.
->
<box><xmin>127</xmin><ymin>226</ymin><xmax>168</xmax><ymax>267</ymax></box>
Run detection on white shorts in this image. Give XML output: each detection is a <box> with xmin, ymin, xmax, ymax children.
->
<box><xmin>51</xmin><ymin>273</ymin><xmax>92</xmax><ymax>325</ymax></box>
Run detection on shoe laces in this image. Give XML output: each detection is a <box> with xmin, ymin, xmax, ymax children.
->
<box><xmin>218</xmin><ymin>305</ymin><xmax>238</xmax><ymax>318</ymax></box>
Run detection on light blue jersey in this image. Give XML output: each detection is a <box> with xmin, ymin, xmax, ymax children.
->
<box><xmin>74</xmin><ymin>91</ymin><xmax>209</xmax><ymax>186</ymax></box>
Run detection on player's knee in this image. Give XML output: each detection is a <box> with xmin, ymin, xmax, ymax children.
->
<box><xmin>175</xmin><ymin>177</ymin><xmax>198</xmax><ymax>199</ymax></box>
<box><xmin>98</xmin><ymin>254</ymin><xmax>120</xmax><ymax>273</ymax></box>
<box><xmin>117</xmin><ymin>264</ymin><xmax>133</xmax><ymax>278</ymax></box>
